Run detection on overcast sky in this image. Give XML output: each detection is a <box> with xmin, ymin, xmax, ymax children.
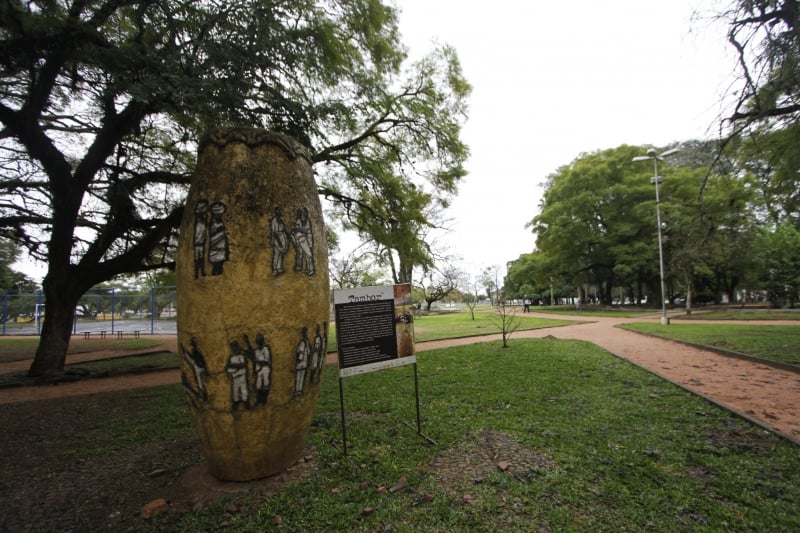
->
<box><xmin>395</xmin><ymin>0</ymin><xmax>738</xmax><ymax>275</ymax></box>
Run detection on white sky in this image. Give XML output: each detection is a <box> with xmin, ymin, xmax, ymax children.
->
<box><xmin>14</xmin><ymin>1</ymin><xmax>739</xmax><ymax>284</ymax></box>
<box><xmin>395</xmin><ymin>0</ymin><xmax>738</xmax><ymax>275</ymax></box>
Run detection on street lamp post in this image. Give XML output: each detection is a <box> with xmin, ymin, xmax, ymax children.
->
<box><xmin>633</xmin><ymin>147</ymin><xmax>679</xmax><ymax>326</ymax></box>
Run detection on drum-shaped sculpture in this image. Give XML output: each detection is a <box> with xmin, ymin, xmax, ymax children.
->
<box><xmin>176</xmin><ymin>128</ymin><xmax>329</xmax><ymax>481</ymax></box>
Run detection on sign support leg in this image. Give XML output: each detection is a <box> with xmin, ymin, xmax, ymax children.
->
<box><xmin>338</xmin><ymin>376</ymin><xmax>348</xmax><ymax>456</ymax></box>
<box><xmin>413</xmin><ymin>362</ymin><xmax>422</xmax><ymax>434</ymax></box>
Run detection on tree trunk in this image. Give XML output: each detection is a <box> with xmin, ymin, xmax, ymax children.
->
<box><xmin>684</xmin><ymin>275</ymin><xmax>693</xmax><ymax>315</ymax></box>
<box><xmin>27</xmin><ymin>272</ymin><xmax>83</xmax><ymax>377</ymax></box>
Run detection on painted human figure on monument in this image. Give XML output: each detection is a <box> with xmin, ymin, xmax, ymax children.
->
<box><xmin>226</xmin><ymin>338</ymin><xmax>251</xmax><ymax>410</ymax></box>
<box><xmin>193</xmin><ymin>201</ymin><xmax>209</xmax><ymax>279</ymax></box>
<box><xmin>253</xmin><ymin>333</ymin><xmax>272</xmax><ymax>405</ymax></box>
<box><xmin>321</xmin><ymin>322</ymin><xmax>328</xmax><ymax>364</ymax></box>
<box><xmin>269</xmin><ymin>206</ymin><xmax>289</xmax><ymax>276</ymax></box>
<box><xmin>208</xmin><ymin>201</ymin><xmax>229</xmax><ymax>276</ymax></box>
<box><xmin>294</xmin><ymin>327</ymin><xmax>311</xmax><ymax>396</ymax></box>
<box><xmin>310</xmin><ymin>323</ymin><xmax>324</xmax><ymax>384</ymax></box>
<box><xmin>181</xmin><ymin>336</ymin><xmax>209</xmax><ymax>400</ymax></box>
<box><xmin>291</xmin><ymin>207</ymin><xmax>315</xmax><ymax>275</ymax></box>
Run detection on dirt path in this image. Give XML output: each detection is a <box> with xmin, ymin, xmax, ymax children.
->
<box><xmin>1</xmin><ymin>316</ymin><xmax>798</xmax><ymax>444</ymax></box>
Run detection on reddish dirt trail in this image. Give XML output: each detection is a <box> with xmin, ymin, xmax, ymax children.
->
<box><xmin>1</xmin><ymin>317</ymin><xmax>798</xmax><ymax>444</ymax></box>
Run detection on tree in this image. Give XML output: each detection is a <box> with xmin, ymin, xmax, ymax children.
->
<box><xmin>491</xmin><ymin>298</ymin><xmax>520</xmax><ymax>349</ymax></box>
<box><xmin>530</xmin><ymin>146</ymin><xmax>665</xmax><ymax>306</ymax></box>
<box><xmin>755</xmin><ymin>222</ymin><xmax>800</xmax><ymax>307</ymax></box>
<box><xmin>504</xmin><ymin>252</ymin><xmax>546</xmax><ymax>303</ymax></box>
<box><xmin>0</xmin><ymin>240</ymin><xmax>36</xmax><ymax>292</ymax></box>
<box><xmin>0</xmin><ymin>0</ymin><xmax>469</xmax><ymax>376</ymax></box>
<box><xmin>0</xmin><ymin>239</ymin><xmax>38</xmax><ymax>322</ymax></box>
<box><xmin>723</xmin><ymin>0</ymin><xmax>800</xmax><ymax>129</ymax></box>
<box><xmin>734</xmin><ymin>123</ymin><xmax>800</xmax><ymax>228</ymax></box>
<box><xmin>416</xmin><ymin>264</ymin><xmax>461</xmax><ymax>311</ymax></box>
<box><xmin>329</xmin><ymin>252</ymin><xmax>386</xmax><ymax>289</ymax></box>
<box><xmin>459</xmin><ymin>273</ymin><xmax>484</xmax><ymax>320</ymax></box>
<box><xmin>480</xmin><ymin>265</ymin><xmax>501</xmax><ymax>305</ymax></box>
<box><xmin>529</xmin><ymin>143</ymin><xmax>761</xmax><ymax>308</ymax></box>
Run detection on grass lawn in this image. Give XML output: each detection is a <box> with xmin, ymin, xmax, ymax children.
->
<box><xmin>620</xmin><ymin>322</ymin><xmax>800</xmax><ymax>368</ymax></box>
<box><xmin>0</xmin><ymin>337</ymin><xmax>162</xmax><ymax>363</ymax></box>
<box><xmin>678</xmin><ymin>308</ymin><xmax>800</xmax><ymax>320</ymax></box>
<box><xmin>163</xmin><ymin>339</ymin><xmax>800</xmax><ymax>531</ymax></box>
<box><xmin>64</xmin><ymin>351</ymin><xmax>180</xmax><ymax>375</ymax></box>
<box><xmin>324</xmin><ymin>310</ymin><xmax>581</xmax><ymax>352</ymax></box>
<box><xmin>4</xmin><ymin>314</ymin><xmax>800</xmax><ymax>530</ymax></box>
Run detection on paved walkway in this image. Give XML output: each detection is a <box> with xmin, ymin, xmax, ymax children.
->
<box><xmin>2</xmin><ymin>313</ymin><xmax>798</xmax><ymax>444</ymax></box>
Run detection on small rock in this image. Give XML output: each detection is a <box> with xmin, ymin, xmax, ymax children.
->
<box><xmin>272</xmin><ymin>515</ymin><xmax>283</xmax><ymax>526</ymax></box>
<box><xmin>362</xmin><ymin>507</ymin><xmax>374</xmax><ymax>516</ymax></box>
<box><xmin>497</xmin><ymin>461</ymin><xmax>510</xmax><ymax>472</ymax></box>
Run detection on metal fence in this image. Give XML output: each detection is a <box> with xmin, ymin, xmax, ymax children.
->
<box><xmin>1</xmin><ymin>286</ymin><xmax>177</xmax><ymax>336</ymax></box>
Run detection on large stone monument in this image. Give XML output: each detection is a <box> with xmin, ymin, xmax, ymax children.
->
<box><xmin>176</xmin><ymin>128</ymin><xmax>330</xmax><ymax>481</ymax></box>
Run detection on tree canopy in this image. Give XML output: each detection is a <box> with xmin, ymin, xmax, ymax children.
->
<box><xmin>0</xmin><ymin>0</ymin><xmax>470</xmax><ymax>376</ymax></box>
<box><xmin>514</xmin><ymin>143</ymin><xmax>762</xmax><ymax>307</ymax></box>
<box><xmin>724</xmin><ymin>0</ymin><xmax>800</xmax><ymax>129</ymax></box>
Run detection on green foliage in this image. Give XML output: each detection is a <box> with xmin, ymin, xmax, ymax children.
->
<box><xmin>526</xmin><ymin>141</ymin><xmax>766</xmax><ymax>308</ymax></box>
<box><xmin>0</xmin><ymin>0</ymin><xmax>470</xmax><ymax>375</ymax></box>
<box><xmin>0</xmin><ymin>240</ymin><xmax>37</xmax><ymax>292</ymax></box>
<box><xmin>735</xmin><ymin>123</ymin><xmax>800</xmax><ymax>227</ymax></box>
<box><xmin>755</xmin><ymin>223</ymin><xmax>800</xmax><ymax>307</ymax></box>
<box><xmin>530</xmin><ymin>145</ymin><xmax>672</xmax><ymax>304</ymax></box>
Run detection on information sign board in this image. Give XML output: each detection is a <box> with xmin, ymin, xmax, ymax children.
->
<box><xmin>334</xmin><ymin>283</ymin><xmax>416</xmax><ymax>377</ymax></box>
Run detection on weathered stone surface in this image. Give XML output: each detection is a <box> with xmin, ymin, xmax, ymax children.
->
<box><xmin>176</xmin><ymin>128</ymin><xmax>330</xmax><ymax>481</ymax></box>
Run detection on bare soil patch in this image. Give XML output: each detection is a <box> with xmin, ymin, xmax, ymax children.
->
<box><xmin>426</xmin><ymin>429</ymin><xmax>557</xmax><ymax>506</ymax></box>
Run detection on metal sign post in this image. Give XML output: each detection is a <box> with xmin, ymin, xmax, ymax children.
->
<box><xmin>333</xmin><ymin>284</ymin><xmax>435</xmax><ymax>455</ymax></box>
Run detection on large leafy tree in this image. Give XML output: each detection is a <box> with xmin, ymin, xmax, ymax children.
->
<box><xmin>529</xmin><ymin>144</ymin><xmax>758</xmax><ymax>307</ymax></box>
<box><xmin>0</xmin><ymin>0</ymin><xmax>470</xmax><ymax>377</ymax></box>
<box><xmin>756</xmin><ymin>222</ymin><xmax>800</xmax><ymax>306</ymax></box>
<box><xmin>530</xmin><ymin>146</ymin><xmax>664</xmax><ymax>305</ymax></box>
<box><xmin>734</xmin><ymin>123</ymin><xmax>800</xmax><ymax>228</ymax></box>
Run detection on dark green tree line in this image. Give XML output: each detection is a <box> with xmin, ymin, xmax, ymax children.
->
<box><xmin>512</xmin><ymin>143</ymin><xmax>760</xmax><ymax>309</ymax></box>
